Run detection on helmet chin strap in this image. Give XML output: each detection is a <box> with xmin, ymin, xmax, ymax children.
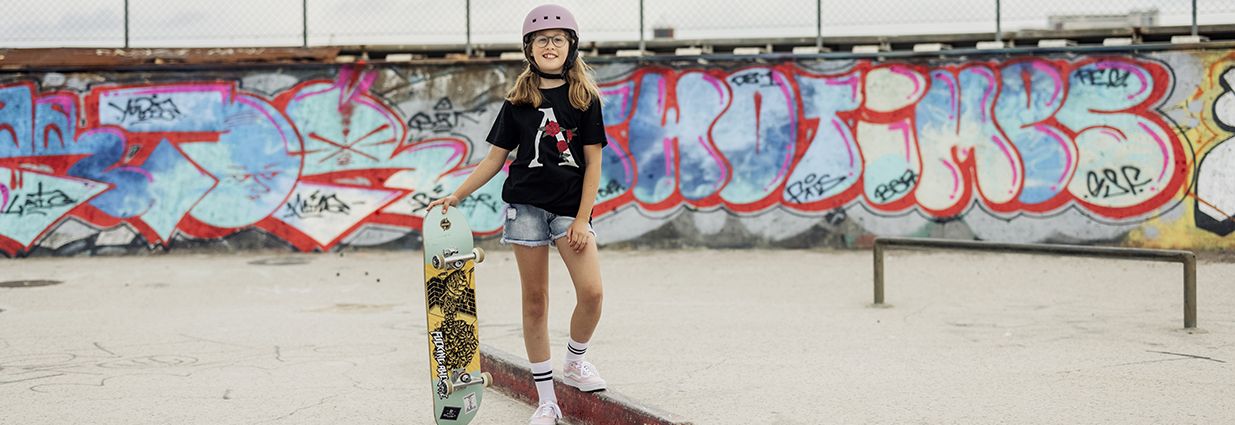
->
<box><xmin>531</xmin><ymin>68</ymin><xmax>566</xmax><ymax>80</ymax></box>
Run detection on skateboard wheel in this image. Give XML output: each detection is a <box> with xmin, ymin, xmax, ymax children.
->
<box><xmin>473</xmin><ymin>248</ymin><xmax>485</xmax><ymax>263</ymax></box>
<box><xmin>481</xmin><ymin>372</ymin><xmax>492</xmax><ymax>388</ymax></box>
<box><xmin>441</xmin><ymin>379</ymin><xmax>455</xmax><ymax>397</ymax></box>
<box><xmin>432</xmin><ymin>256</ymin><xmax>443</xmax><ymax>270</ymax></box>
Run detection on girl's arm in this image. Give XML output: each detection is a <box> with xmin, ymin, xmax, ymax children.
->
<box><xmin>427</xmin><ymin>145</ymin><xmax>511</xmax><ymax>213</ymax></box>
<box><xmin>567</xmin><ymin>144</ymin><xmax>604</xmax><ymax>251</ymax></box>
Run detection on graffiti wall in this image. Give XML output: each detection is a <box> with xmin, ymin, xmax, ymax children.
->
<box><xmin>2</xmin><ymin>49</ymin><xmax>1235</xmax><ymax>256</ymax></box>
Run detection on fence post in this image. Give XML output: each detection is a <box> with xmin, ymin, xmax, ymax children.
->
<box><xmin>639</xmin><ymin>0</ymin><xmax>646</xmax><ymax>52</ymax></box>
<box><xmin>302</xmin><ymin>0</ymin><xmax>308</xmax><ymax>47</ymax></box>
<box><xmin>816</xmin><ymin>0</ymin><xmax>822</xmax><ymax>50</ymax></box>
<box><xmin>466</xmin><ymin>0</ymin><xmax>472</xmax><ymax>56</ymax></box>
<box><xmin>995</xmin><ymin>0</ymin><xmax>1002</xmax><ymax>43</ymax></box>
<box><xmin>124</xmin><ymin>0</ymin><xmax>130</xmax><ymax>48</ymax></box>
<box><xmin>1192</xmin><ymin>0</ymin><xmax>1199</xmax><ymax>37</ymax></box>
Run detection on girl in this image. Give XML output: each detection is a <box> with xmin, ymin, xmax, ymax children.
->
<box><xmin>426</xmin><ymin>4</ymin><xmax>606</xmax><ymax>424</ymax></box>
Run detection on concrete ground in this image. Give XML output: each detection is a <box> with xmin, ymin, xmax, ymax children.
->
<box><xmin>2</xmin><ymin>247</ymin><xmax>1233</xmax><ymax>424</ymax></box>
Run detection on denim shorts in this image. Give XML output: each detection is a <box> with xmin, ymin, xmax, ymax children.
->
<box><xmin>501</xmin><ymin>203</ymin><xmax>596</xmax><ymax>247</ymax></box>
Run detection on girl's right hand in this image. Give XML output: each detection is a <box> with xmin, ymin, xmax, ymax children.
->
<box><xmin>426</xmin><ymin>195</ymin><xmax>460</xmax><ymax>213</ymax></box>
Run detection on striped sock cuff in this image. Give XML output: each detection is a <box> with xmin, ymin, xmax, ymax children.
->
<box><xmin>530</xmin><ymin>359</ymin><xmax>557</xmax><ymax>404</ymax></box>
<box><xmin>531</xmin><ymin>360</ymin><xmax>554</xmax><ymax>382</ymax></box>
<box><xmin>565</xmin><ymin>338</ymin><xmax>589</xmax><ymax>363</ymax></box>
<box><xmin>567</xmin><ymin>344</ymin><xmax>587</xmax><ymax>355</ymax></box>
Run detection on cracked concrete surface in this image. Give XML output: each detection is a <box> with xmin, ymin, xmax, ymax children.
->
<box><xmin>2</xmin><ymin>249</ymin><xmax>1234</xmax><ymax>424</ymax></box>
<box><xmin>0</xmin><ymin>253</ymin><xmax>536</xmax><ymax>425</ymax></box>
<box><xmin>475</xmin><ymin>248</ymin><xmax>1235</xmax><ymax>424</ymax></box>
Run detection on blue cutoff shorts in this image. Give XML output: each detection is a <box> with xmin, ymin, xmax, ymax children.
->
<box><xmin>501</xmin><ymin>203</ymin><xmax>596</xmax><ymax>247</ymax></box>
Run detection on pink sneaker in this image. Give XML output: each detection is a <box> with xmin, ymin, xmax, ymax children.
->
<box><xmin>528</xmin><ymin>401</ymin><xmax>561</xmax><ymax>425</ymax></box>
<box><xmin>562</xmin><ymin>360</ymin><xmax>607</xmax><ymax>392</ymax></box>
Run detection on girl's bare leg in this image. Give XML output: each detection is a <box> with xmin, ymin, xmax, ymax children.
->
<box><xmin>513</xmin><ymin>244</ymin><xmax>552</xmax><ymax>362</ymax></box>
<box><xmin>554</xmin><ymin>237</ymin><xmax>603</xmax><ymax>343</ymax></box>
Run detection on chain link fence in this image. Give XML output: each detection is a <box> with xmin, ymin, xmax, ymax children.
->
<box><xmin>822</xmin><ymin>0</ymin><xmax>997</xmax><ymax>37</ymax></box>
<box><xmin>1001</xmin><ymin>0</ymin><xmax>1231</xmax><ymax>32</ymax></box>
<box><xmin>130</xmin><ymin>0</ymin><xmax>303</xmax><ymax>47</ymax></box>
<box><xmin>1</xmin><ymin>0</ymin><xmax>1233</xmax><ymax>49</ymax></box>
<box><xmin>470</xmin><ymin>0</ymin><xmax>640</xmax><ymax>44</ymax></box>
<box><xmin>0</xmin><ymin>0</ymin><xmax>125</xmax><ymax>47</ymax></box>
<box><xmin>308</xmin><ymin>0</ymin><xmax>465</xmax><ymax>46</ymax></box>
<box><xmin>647</xmin><ymin>0</ymin><xmax>817</xmax><ymax>40</ymax></box>
<box><xmin>1198</xmin><ymin>0</ymin><xmax>1235</xmax><ymax>27</ymax></box>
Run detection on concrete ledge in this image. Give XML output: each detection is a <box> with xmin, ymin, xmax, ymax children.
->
<box><xmin>481</xmin><ymin>344</ymin><xmax>693</xmax><ymax>425</ymax></box>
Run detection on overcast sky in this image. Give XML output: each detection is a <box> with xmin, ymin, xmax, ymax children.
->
<box><xmin>2</xmin><ymin>0</ymin><xmax>1234</xmax><ymax>48</ymax></box>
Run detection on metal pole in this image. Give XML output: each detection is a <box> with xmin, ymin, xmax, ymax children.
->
<box><xmin>638</xmin><ymin>0</ymin><xmax>645</xmax><ymax>52</ymax></box>
<box><xmin>873</xmin><ymin>243</ymin><xmax>885</xmax><ymax>305</ymax></box>
<box><xmin>995</xmin><ymin>0</ymin><xmax>1002</xmax><ymax>43</ymax></box>
<box><xmin>816</xmin><ymin>0</ymin><xmax>822</xmax><ymax>50</ymax></box>
<box><xmin>465</xmin><ymin>0</ymin><xmax>472</xmax><ymax>56</ymax></box>
<box><xmin>1192</xmin><ymin>0</ymin><xmax>1199</xmax><ymax>37</ymax></box>
<box><xmin>1184</xmin><ymin>254</ymin><xmax>1197</xmax><ymax>329</ymax></box>
<box><xmin>124</xmin><ymin>0</ymin><xmax>129</xmax><ymax>48</ymax></box>
<box><xmin>302</xmin><ymin>0</ymin><xmax>308</xmax><ymax>47</ymax></box>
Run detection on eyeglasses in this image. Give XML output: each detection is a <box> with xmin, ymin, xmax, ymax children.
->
<box><xmin>532</xmin><ymin>35</ymin><xmax>569</xmax><ymax>48</ymax></box>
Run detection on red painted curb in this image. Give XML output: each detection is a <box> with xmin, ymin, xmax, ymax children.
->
<box><xmin>481</xmin><ymin>344</ymin><xmax>693</xmax><ymax>425</ymax></box>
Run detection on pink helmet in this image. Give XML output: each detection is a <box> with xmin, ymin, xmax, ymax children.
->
<box><xmin>522</xmin><ymin>4</ymin><xmax>579</xmax><ymax>38</ymax></box>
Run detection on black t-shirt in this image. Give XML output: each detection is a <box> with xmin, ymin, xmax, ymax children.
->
<box><xmin>486</xmin><ymin>84</ymin><xmax>607</xmax><ymax>218</ymax></box>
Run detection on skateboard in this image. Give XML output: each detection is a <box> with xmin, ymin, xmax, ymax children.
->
<box><xmin>422</xmin><ymin>207</ymin><xmax>491</xmax><ymax>424</ymax></box>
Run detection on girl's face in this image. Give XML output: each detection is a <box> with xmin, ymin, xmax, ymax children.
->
<box><xmin>530</xmin><ymin>29</ymin><xmax>570</xmax><ymax>74</ymax></box>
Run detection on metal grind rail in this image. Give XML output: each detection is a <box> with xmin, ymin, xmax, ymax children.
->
<box><xmin>873</xmin><ymin>237</ymin><xmax>1197</xmax><ymax>329</ymax></box>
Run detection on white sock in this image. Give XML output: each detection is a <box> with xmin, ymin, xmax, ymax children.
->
<box><xmin>565</xmin><ymin>338</ymin><xmax>588</xmax><ymax>364</ymax></box>
<box><xmin>530</xmin><ymin>360</ymin><xmax>556</xmax><ymax>404</ymax></box>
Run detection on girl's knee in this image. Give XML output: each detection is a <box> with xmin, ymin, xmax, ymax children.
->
<box><xmin>522</xmin><ymin>294</ymin><xmax>550</xmax><ymax>319</ymax></box>
<box><xmin>576</xmin><ymin>284</ymin><xmax>603</xmax><ymax>307</ymax></box>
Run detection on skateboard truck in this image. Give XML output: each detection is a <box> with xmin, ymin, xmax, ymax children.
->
<box><xmin>442</xmin><ymin>371</ymin><xmax>493</xmax><ymax>397</ymax></box>
<box><xmin>432</xmin><ymin>248</ymin><xmax>486</xmax><ymax>270</ymax></box>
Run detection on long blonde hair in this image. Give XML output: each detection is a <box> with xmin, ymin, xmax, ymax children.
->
<box><xmin>506</xmin><ymin>54</ymin><xmax>602</xmax><ymax>111</ymax></box>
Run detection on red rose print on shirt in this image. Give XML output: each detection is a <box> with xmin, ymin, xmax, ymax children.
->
<box><xmin>564</xmin><ymin>129</ymin><xmax>574</xmax><ymax>141</ymax></box>
<box><xmin>545</xmin><ymin>121</ymin><xmax>561</xmax><ymax>136</ymax></box>
<box><xmin>557</xmin><ymin>140</ymin><xmax>569</xmax><ymax>152</ymax></box>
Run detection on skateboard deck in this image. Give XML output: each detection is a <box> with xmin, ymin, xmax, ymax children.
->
<box><xmin>422</xmin><ymin>207</ymin><xmax>490</xmax><ymax>425</ymax></box>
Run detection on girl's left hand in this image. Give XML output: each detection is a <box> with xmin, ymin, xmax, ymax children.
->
<box><xmin>566</xmin><ymin>219</ymin><xmax>592</xmax><ymax>253</ymax></box>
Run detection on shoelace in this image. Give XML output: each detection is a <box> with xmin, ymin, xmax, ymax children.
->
<box><xmin>575</xmin><ymin>362</ymin><xmax>597</xmax><ymax>377</ymax></box>
<box><xmin>535</xmin><ymin>403</ymin><xmax>561</xmax><ymax>418</ymax></box>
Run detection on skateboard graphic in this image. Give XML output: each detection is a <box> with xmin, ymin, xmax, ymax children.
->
<box><xmin>422</xmin><ymin>207</ymin><xmax>491</xmax><ymax>424</ymax></box>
